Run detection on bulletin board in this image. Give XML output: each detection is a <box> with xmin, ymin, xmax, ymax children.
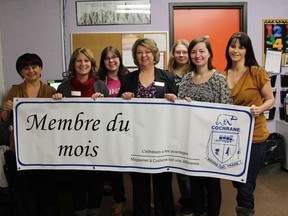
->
<box><xmin>262</xmin><ymin>19</ymin><xmax>288</xmax><ymax>67</ymax></box>
<box><xmin>71</xmin><ymin>32</ymin><xmax>168</xmax><ymax>70</ymax></box>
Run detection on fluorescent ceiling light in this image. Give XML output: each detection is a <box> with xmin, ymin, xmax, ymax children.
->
<box><xmin>115</xmin><ymin>9</ymin><xmax>150</xmax><ymax>14</ymax></box>
<box><xmin>116</xmin><ymin>4</ymin><xmax>150</xmax><ymax>9</ymax></box>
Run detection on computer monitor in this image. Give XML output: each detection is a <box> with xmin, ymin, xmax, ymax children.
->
<box><xmin>47</xmin><ymin>79</ymin><xmax>63</xmax><ymax>90</ymax></box>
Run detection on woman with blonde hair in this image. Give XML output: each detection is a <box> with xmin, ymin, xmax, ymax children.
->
<box><xmin>120</xmin><ymin>38</ymin><xmax>177</xmax><ymax>216</ymax></box>
<box><xmin>168</xmin><ymin>39</ymin><xmax>191</xmax><ymax>89</ymax></box>
<box><xmin>53</xmin><ymin>47</ymin><xmax>109</xmax><ymax>216</ymax></box>
<box><xmin>168</xmin><ymin>39</ymin><xmax>193</xmax><ymax>216</ymax></box>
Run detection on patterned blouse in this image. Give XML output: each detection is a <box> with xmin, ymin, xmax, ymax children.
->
<box><xmin>178</xmin><ymin>71</ymin><xmax>232</xmax><ymax>104</ymax></box>
<box><xmin>136</xmin><ymin>81</ymin><xmax>157</xmax><ymax>98</ymax></box>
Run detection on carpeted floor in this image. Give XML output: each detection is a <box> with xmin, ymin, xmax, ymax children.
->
<box><xmin>57</xmin><ymin>165</ymin><xmax>288</xmax><ymax>216</ymax></box>
<box><xmin>1</xmin><ymin>165</ymin><xmax>287</xmax><ymax>216</ymax></box>
<box><xmin>220</xmin><ymin>167</ymin><xmax>288</xmax><ymax>216</ymax></box>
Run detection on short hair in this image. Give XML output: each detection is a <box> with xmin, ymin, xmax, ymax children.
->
<box><xmin>131</xmin><ymin>38</ymin><xmax>160</xmax><ymax>67</ymax></box>
<box><xmin>16</xmin><ymin>53</ymin><xmax>43</xmax><ymax>78</ymax></box>
<box><xmin>67</xmin><ymin>47</ymin><xmax>97</xmax><ymax>80</ymax></box>
<box><xmin>188</xmin><ymin>37</ymin><xmax>214</xmax><ymax>72</ymax></box>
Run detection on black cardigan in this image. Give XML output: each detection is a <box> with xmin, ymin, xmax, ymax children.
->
<box><xmin>119</xmin><ymin>67</ymin><xmax>177</xmax><ymax>98</ymax></box>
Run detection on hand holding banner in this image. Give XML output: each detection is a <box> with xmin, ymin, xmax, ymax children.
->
<box><xmin>14</xmin><ymin>97</ymin><xmax>254</xmax><ymax>182</ymax></box>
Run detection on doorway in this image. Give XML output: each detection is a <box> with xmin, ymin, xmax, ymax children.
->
<box><xmin>169</xmin><ymin>2</ymin><xmax>247</xmax><ymax>71</ymax></box>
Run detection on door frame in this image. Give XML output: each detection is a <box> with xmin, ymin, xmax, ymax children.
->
<box><xmin>169</xmin><ymin>2</ymin><xmax>247</xmax><ymax>48</ymax></box>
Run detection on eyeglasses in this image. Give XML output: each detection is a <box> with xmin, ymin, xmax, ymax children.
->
<box><xmin>175</xmin><ymin>51</ymin><xmax>188</xmax><ymax>55</ymax></box>
<box><xmin>104</xmin><ymin>55</ymin><xmax>119</xmax><ymax>61</ymax></box>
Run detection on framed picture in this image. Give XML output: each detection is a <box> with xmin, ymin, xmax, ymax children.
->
<box><xmin>76</xmin><ymin>0</ymin><xmax>151</xmax><ymax>26</ymax></box>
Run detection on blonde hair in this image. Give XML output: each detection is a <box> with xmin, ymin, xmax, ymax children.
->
<box><xmin>131</xmin><ymin>38</ymin><xmax>160</xmax><ymax>67</ymax></box>
<box><xmin>168</xmin><ymin>39</ymin><xmax>190</xmax><ymax>75</ymax></box>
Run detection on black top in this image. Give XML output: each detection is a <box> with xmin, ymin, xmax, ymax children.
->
<box><xmin>119</xmin><ymin>67</ymin><xmax>177</xmax><ymax>98</ymax></box>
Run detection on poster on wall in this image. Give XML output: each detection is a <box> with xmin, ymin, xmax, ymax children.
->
<box><xmin>263</xmin><ymin>19</ymin><xmax>288</xmax><ymax>68</ymax></box>
<box><xmin>76</xmin><ymin>0</ymin><xmax>151</xmax><ymax>25</ymax></box>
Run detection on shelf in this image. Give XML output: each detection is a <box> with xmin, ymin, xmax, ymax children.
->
<box><xmin>268</xmin><ymin>71</ymin><xmax>280</xmax><ymax>76</ymax></box>
<box><xmin>264</xmin><ymin>107</ymin><xmax>276</xmax><ymax>120</ymax></box>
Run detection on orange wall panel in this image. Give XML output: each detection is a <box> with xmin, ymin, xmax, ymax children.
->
<box><xmin>174</xmin><ymin>9</ymin><xmax>240</xmax><ymax>71</ymax></box>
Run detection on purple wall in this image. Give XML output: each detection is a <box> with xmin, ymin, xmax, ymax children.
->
<box><xmin>1</xmin><ymin>0</ymin><xmax>288</xmax><ymax>132</ymax></box>
<box><xmin>0</xmin><ymin>0</ymin><xmax>63</xmax><ymax>92</ymax></box>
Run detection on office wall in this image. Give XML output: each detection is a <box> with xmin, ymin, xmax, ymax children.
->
<box><xmin>64</xmin><ymin>0</ymin><xmax>288</xmax><ymax>67</ymax></box>
<box><xmin>1</xmin><ymin>0</ymin><xmax>287</xmax><ymax>91</ymax></box>
<box><xmin>1</xmin><ymin>0</ymin><xmax>288</xmax><ymax>131</ymax></box>
<box><xmin>64</xmin><ymin>0</ymin><xmax>288</xmax><ymax>133</ymax></box>
<box><xmin>0</xmin><ymin>0</ymin><xmax>63</xmax><ymax>95</ymax></box>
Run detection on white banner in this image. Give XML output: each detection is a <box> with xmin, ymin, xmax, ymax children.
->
<box><xmin>14</xmin><ymin>98</ymin><xmax>254</xmax><ymax>182</ymax></box>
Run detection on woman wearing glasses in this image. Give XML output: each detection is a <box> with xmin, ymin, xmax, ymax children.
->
<box><xmin>98</xmin><ymin>46</ymin><xmax>129</xmax><ymax>216</ymax></box>
<box><xmin>168</xmin><ymin>39</ymin><xmax>193</xmax><ymax>216</ymax></box>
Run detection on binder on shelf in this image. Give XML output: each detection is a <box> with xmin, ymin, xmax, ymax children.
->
<box><xmin>279</xmin><ymin>107</ymin><xmax>285</xmax><ymax>120</ymax></box>
<box><xmin>280</xmin><ymin>75</ymin><xmax>288</xmax><ymax>87</ymax></box>
<box><xmin>280</xmin><ymin>89</ymin><xmax>288</xmax><ymax>104</ymax></box>
<box><xmin>264</xmin><ymin>107</ymin><xmax>276</xmax><ymax>120</ymax></box>
<box><xmin>270</xmin><ymin>75</ymin><xmax>277</xmax><ymax>87</ymax></box>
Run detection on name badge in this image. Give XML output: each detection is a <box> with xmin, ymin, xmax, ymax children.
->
<box><xmin>71</xmin><ymin>91</ymin><xmax>81</xmax><ymax>96</ymax></box>
<box><xmin>153</xmin><ymin>81</ymin><xmax>165</xmax><ymax>87</ymax></box>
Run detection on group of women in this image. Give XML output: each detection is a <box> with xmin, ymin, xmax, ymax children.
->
<box><xmin>165</xmin><ymin>32</ymin><xmax>274</xmax><ymax>216</ymax></box>
<box><xmin>0</xmin><ymin>31</ymin><xmax>274</xmax><ymax>216</ymax></box>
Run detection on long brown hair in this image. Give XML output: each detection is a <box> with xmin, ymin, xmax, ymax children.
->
<box><xmin>224</xmin><ymin>32</ymin><xmax>259</xmax><ymax>72</ymax></box>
